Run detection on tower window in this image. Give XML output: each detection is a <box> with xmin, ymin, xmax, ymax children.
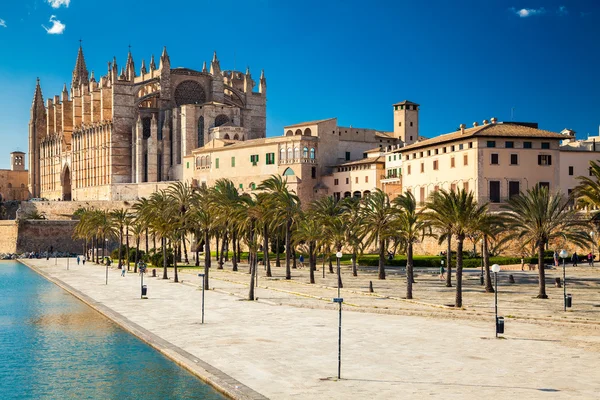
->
<box><xmin>410</xmin><ymin>136</ymin><xmax>413</xmax><ymax>141</ymax></box>
<box><xmin>398</xmin><ymin>122</ymin><xmax>402</xmax><ymax>127</ymax></box>
<box><xmin>568</xmin><ymin>166</ymin><xmax>573</xmax><ymax>176</ymax></box>
<box><xmin>410</xmin><ymin>122</ymin><xmax>413</xmax><ymax>127</ymax></box>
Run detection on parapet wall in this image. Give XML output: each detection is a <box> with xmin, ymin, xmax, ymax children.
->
<box><xmin>0</xmin><ymin>220</ymin><xmax>82</xmax><ymax>254</ymax></box>
<box><xmin>19</xmin><ymin>200</ymin><xmax>134</xmax><ymax>220</ymax></box>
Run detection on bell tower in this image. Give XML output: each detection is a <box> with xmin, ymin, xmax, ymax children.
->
<box><xmin>393</xmin><ymin>100</ymin><xmax>419</xmax><ymax>145</ymax></box>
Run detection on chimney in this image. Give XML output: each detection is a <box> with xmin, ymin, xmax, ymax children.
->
<box><xmin>460</xmin><ymin>123</ymin><xmax>466</xmax><ymax>134</ymax></box>
<box><xmin>473</xmin><ymin>121</ymin><xmax>479</xmax><ymax>127</ymax></box>
<box><xmin>483</xmin><ymin>119</ymin><xmax>489</xmax><ymax>125</ymax></box>
<box><xmin>491</xmin><ymin>117</ymin><xmax>497</xmax><ymax>124</ymax></box>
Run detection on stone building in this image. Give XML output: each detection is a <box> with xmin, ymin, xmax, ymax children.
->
<box><xmin>29</xmin><ymin>45</ymin><xmax>266</xmax><ymax>201</ymax></box>
<box><xmin>0</xmin><ymin>152</ymin><xmax>29</xmax><ymax>202</ymax></box>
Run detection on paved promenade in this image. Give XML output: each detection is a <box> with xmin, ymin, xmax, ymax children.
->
<box><xmin>19</xmin><ymin>259</ymin><xmax>600</xmax><ymax>399</ymax></box>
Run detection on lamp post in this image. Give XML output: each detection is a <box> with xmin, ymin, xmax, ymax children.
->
<box><xmin>334</xmin><ymin>251</ymin><xmax>343</xmax><ymax>380</ymax></box>
<box><xmin>105</xmin><ymin>239</ymin><xmax>109</xmax><ymax>285</ymax></box>
<box><xmin>198</xmin><ymin>273</ymin><xmax>205</xmax><ymax>324</ymax></box>
<box><xmin>480</xmin><ymin>239</ymin><xmax>484</xmax><ymax>286</ymax></box>
<box><xmin>590</xmin><ymin>231</ymin><xmax>595</xmax><ymax>267</ymax></box>
<box><xmin>559</xmin><ymin>249</ymin><xmax>568</xmax><ymax>311</ymax></box>
<box><xmin>491</xmin><ymin>263</ymin><xmax>501</xmax><ymax>337</ymax></box>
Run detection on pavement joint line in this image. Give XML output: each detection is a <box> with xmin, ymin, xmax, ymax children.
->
<box><xmin>19</xmin><ymin>259</ymin><xmax>269</xmax><ymax>400</ymax></box>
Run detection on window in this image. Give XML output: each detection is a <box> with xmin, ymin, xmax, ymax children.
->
<box><xmin>406</xmin><ymin>155</ymin><xmax>409</xmax><ymax>161</ymax></box>
<box><xmin>355</xmin><ymin>177</ymin><xmax>358</xmax><ymax>184</ymax></box>
<box><xmin>469</xmin><ymin>142</ymin><xmax>473</xmax><ymax>149</ymax></box>
<box><xmin>231</xmin><ymin>157</ymin><xmax>235</xmax><ymax>167</ymax></box>
<box><xmin>420</xmin><ymin>162</ymin><xmax>424</xmax><ymax>173</ymax></box>
<box><xmin>451</xmin><ymin>146</ymin><xmax>455</xmax><ymax>152</ymax></box>
<box><xmin>538</xmin><ymin>182</ymin><xmax>550</xmax><ymax>190</ymax></box>
<box><xmin>303</xmin><ymin>147</ymin><xmax>309</xmax><ymax>158</ymax></box>
<box><xmin>294</xmin><ymin>147</ymin><xmax>300</xmax><ymax>159</ymax></box>
<box><xmin>419</xmin><ymin>187</ymin><xmax>425</xmax><ymax>203</ymax></box>
<box><xmin>250</xmin><ymin>154</ymin><xmax>259</xmax><ymax>166</ymax></box>
<box><xmin>541</xmin><ymin>142</ymin><xmax>550</xmax><ymax>149</ymax></box>
<box><xmin>186</xmin><ymin>162</ymin><xmax>189</xmax><ymax>169</ymax></box>
<box><xmin>410</xmin><ymin>122</ymin><xmax>413</xmax><ymax>127</ymax></box>
<box><xmin>311</xmin><ymin>167</ymin><xmax>316</xmax><ymax>179</ymax></box>
<box><xmin>459</xmin><ymin>144</ymin><xmax>463</xmax><ymax>150</ymax></box>
<box><xmin>568</xmin><ymin>166</ymin><xmax>573</xmax><ymax>176</ymax></box>
<box><xmin>463</xmin><ymin>154</ymin><xmax>468</xmax><ymax>166</ymax></box>
<box><xmin>215</xmin><ymin>158</ymin><xmax>219</xmax><ymax>169</ymax></box>
<box><xmin>435</xmin><ymin>148</ymin><xmax>439</xmax><ymax>155</ymax></box>
<box><xmin>334</xmin><ymin>178</ymin><xmax>339</xmax><ymax>185</ymax></box>
<box><xmin>434</xmin><ymin>185</ymin><xmax>439</xmax><ymax>192</ymax></box>
<box><xmin>394</xmin><ymin>155</ymin><xmax>397</xmax><ymax>161</ymax></box>
<box><xmin>491</xmin><ymin>154</ymin><xmax>499</xmax><ymax>165</ymax></box>
<box><xmin>490</xmin><ymin>181</ymin><xmax>500</xmax><ymax>203</ymax></box>
<box><xmin>407</xmin><ymin>165</ymin><xmax>411</xmax><ymax>175</ymax></box>
<box><xmin>345</xmin><ymin>152</ymin><xmax>351</xmax><ymax>161</ymax></box>
<box><xmin>365</xmin><ymin>176</ymin><xmax>368</xmax><ymax>183</ymax></box>
<box><xmin>310</xmin><ymin>148</ymin><xmax>315</xmax><ymax>159</ymax></box>
<box><xmin>505</xmin><ymin>141</ymin><xmax>514</xmax><ymax>148</ymax></box>
<box><xmin>524</xmin><ymin>141</ymin><xmax>532</xmax><ymax>149</ymax></box>
<box><xmin>239</xmin><ymin>183</ymin><xmax>243</xmax><ymax>189</ymax></box>
<box><xmin>510</xmin><ymin>154</ymin><xmax>518</xmax><ymax>165</ymax></box>
<box><xmin>388</xmin><ymin>156</ymin><xmax>392</xmax><ymax>162</ymax></box>
<box><xmin>420</xmin><ymin>152</ymin><xmax>423</xmax><ymax>157</ymax></box>
<box><xmin>451</xmin><ymin>157</ymin><xmax>455</xmax><ymax>168</ymax></box>
<box><xmin>266</xmin><ymin>153</ymin><xmax>275</xmax><ymax>165</ymax></box>
<box><xmin>509</xmin><ymin>181</ymin><xmax>520</xmax><ymax>199</ymax></box>
<box><xmin>451</xmin><ymin>183</ymin><xmax>457</xmax><ymax>192</ymax></box>
<box><xmin>250</xmin><ymin>182</ymin><xmax>256</xmax><ymax>190</ymax></box>
<box><xmin>346</xmin><ymin>178</ymin><xmax>349</xmax><ymax>184</ymax></box>
<box><xmin>443</xmin><ymin>147</ymin><xmax>447</xmax><ymax>153</ymax></box>
<box><xmin>280</xmin><ymin>147</ymin><xmax>286</xmax><ymax>161</ymax></box>
<box><xmin>433</xmin><ymin>160</ymin><xmax>438</xmax><ymax>170</ymax></box>
<box><xmin>538</xmin><ymin>155</ymin><xmax>552</xmax><ymax>166</ymax></box>
<box><xmin>487</xmin><ymin>141</ymin><xmax>496</xmax><ymax>148</ymax></box>
<box><xmin>427</xmin><ymin>150</ymin><xmax>430</xmax><ymax>156</ymax></box>
<box><xmin>463</xmin><ymin>182</ymin><xmax>469</xmax><ymax>192</ymax></box>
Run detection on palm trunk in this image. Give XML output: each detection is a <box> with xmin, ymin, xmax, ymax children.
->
<box><xmin>337</xmin><ymin>246</ymin><xmax>343</xmax><ymax>289</ymax></box>
<box><xmin>484</xmin><ymin>235</ymin><xmax>493</xmax><ymax>293</ymax></box>
<box><xmin>248</xmin><ymin>222</ymin><xmax>256</xmax><ymax>300</ymax></box>
<box><xmin>406</xmin><ymin>242</ymin><xmax>414</xmax><ymax>299</ymax></box>
<box><xmin>285</xmin><ymin>219</ymin><xmax>291</xmax><ymax>280</ymax></box>
<box><xmin>292</xmin><ymin>248</ymin><xmax>297</xmax><ymax>269</ymax></box>
<box><xmin>352</xmin><ymin>251</ymin><xmax>358</xmax><ymax>277</ymax></box>
<box><xmin>162</xmin><ymin>237</ymin><xmax>168</xmax><ymax>279</ymax></box>
<box><xmin>134</xmin><ymin>236</ymin><xmax>140</xmax><ymax>273</ymax></box>
<box><xmin>232</xmin><ymin>232</ymin><xmax>238</xmax><ymax>271</ymax></box>
<box><xmin>215</xmin><ymin>232</ymin><xmax>220</xmax><ymax>263</ymax></box>
<box><xmin>455</xmin><ymin>236</ymin><xmax>464</xmax><ymax>307</ymax></box>
<box><xmin>378</xmin><ymin>239</ymin><xmax>386</xmax><ymax>280</ymax></box>
<box><xmin>118</xmin><ymin>228</ymin><xmax>123</xmax><ymax>268</ymax></box>
<box><xmin>102</xmin><ymin>235</ymin><xmax>106</xmax><ymax>263</ymax></box>
<box><xmin>145</xmin><ymin>229</ymin><xmax>149</xmax><ymax>255</ymax></box>
<box><xmin>204</xmin><ymin>231</ymin><xmax>211</xmax><ymax>290</ymax></box>
<box><xmin>276</xmin><ymin>234</ymin><xmax>281</xmax><ymax>267</ymax></box>
<box><xmin>264</xmin><ymin>224</ymin><xmax>271</xmax><ymax>277</ymax></box>
<box><xmin>537</xmin><ymin>241</ymin><xmax>548</xmax><ymax>298</ymax></box>
<box><xmin>195</xmin><ymin>232</ymin><xmax>200</xmax><ymax>267</ymax></box>
<box><xmin>182</xmin><ymin>232</ymin><xmax>189</xmax><ymax>264</ymax></box>
<box><xmin>173</xmin><ymin>238</ymin><xmax>179</xmax><ymax>283</ymax></box>
<box><xmin>218</xmin><ymin>230</ymin><xmax>227</xmax><ymax>269</ymax></box>
<box><xmin>328</xmin><ymin>252</ymin><xmax>334</xmax><ymax>274</ymax></box>
<box><xmin>237</xmin><ymin>240</ymin><xmax>241</xmax><ymax>263</ymax></box>
<box><xmin>126</xmin><ymin>228</ymin><xmax>130</xmax><ymax>271</ymax></box>
<box><xmin>445</xmin><ymin>234</ymin><xmax>452</xmax><ymax>287</ymax></box>
<box><xmin>309</xmin><ymin>241</ymin><xmax>315</xmax><ymax>284</ymax></box>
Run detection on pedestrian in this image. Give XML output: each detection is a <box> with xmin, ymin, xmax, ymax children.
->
<box><xmin>588</xmin><ymin>252</ymin><xmax>593</xmax><ymax>266</ymax></box>
<box><xmin>82</xmin><ymin>256</ymin><xmax>86</xmax><ymax>265</ymax></box>
<box><xmin>521</xmin><ymin>257</ymin><xmax>525</xmax><ymax>271</ymax></box>
<box><xmin>571</xmin><ymin>252</ymin><xmax>579</xmax><ymax>267</ymax></box>
<box><xmin>439</xmin><ymin>263</ymin><xmax>445</xmax><ymax>280</ymax></box>
<box><xmin>553</xmin><ymin>250</ymin><xmax>559</xmax><ymax>268</ymax></box>
<box><xmin>121</xmin><ymin>266</ymin><xmax>126</xmax><ymax>277</ymax></box>
<box><xmin>76</xmin><ymin>255</ymin><xmax>80</xmax><ymax>265</ymax></box>
<box><xmin>299</xmin><ymin>254</ymin><xmax>305</xmax><ymax>268</ymax></box>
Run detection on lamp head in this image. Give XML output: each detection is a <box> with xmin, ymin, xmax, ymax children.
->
<box><xmin>336</xmin><ymin>252</ymin><xmax>343</xmax><ymax>259</ymax></box>
<box><xmin>491</xmin><ymin>264</ymin><xmax>501</xmax><ymax>273</ymax></box>
<box><xmin>559</xmin><ymin>249</ymin><xmax>568</xmax><ymax>259</ymax></box>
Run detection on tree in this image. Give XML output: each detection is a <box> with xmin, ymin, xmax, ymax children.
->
<box><xmin>503</xmin><ymin>186</ymin><xmax>588</xmax><ymax>299</ymax></box>
<box><xmin>293</xmin><ymin>213</ymin><xmax>323</xmax><ymax>284</ymax></box>
<box><xmin>424</xmin><ymin>190</ymin><xmax>457</xmax><ymax>287</ymax></box>
<box><xmin>359</xmin><ymin>189</ymin><xmax>396</xmax><ymax>280</ymax></box>
<box><xmin>392</xmin><ymin>192</ymin><xmax>428</xmax><ymax>299</ymax></box>
<box><xmin>110</xmin><ymin>208</ymin><xmax>129</xmax><ymax>269</ymax></box>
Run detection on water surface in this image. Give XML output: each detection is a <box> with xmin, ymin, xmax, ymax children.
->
<box><xmin>0</xmin><ymin>261</ymin><xmax>225</xmax><ymax>399</ymax></box>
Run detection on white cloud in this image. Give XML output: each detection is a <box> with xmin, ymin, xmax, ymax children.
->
<box><xmin>557</xmin><ymin>6</ymin><xmax>568</xmax><ymax>16</ymax></box>
<box><xmin>47</xmin><ymin>0</ymin><xmax>70</xmax><ymax>8</ymax></box>
<box><xmin>511</xmin><ymin>7</ymin><xmax>546</xmax><ymax>17</ymax></box>
<box><xmin>0</xmin><ymin>19</ymin><xmax>6</xmax><ymax>28</ymax></box>
<box><xmin>42</xmin><ymin>15</ymin><xmax>66</xmax><ymax>34</ymax></box>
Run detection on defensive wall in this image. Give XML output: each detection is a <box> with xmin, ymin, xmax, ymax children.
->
<box><xmin>0</xmin><ymin>220</ymin><xmax>82</xmax><ymax>254</ymax></box>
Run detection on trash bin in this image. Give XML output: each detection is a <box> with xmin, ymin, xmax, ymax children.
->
<box><xmin>141</xmin><ymin>285</ymin><xmax>147</xmax><ymax>297</ymax></box>
<box><xmin>496</xmin><ymin>316</ymin><xmax>505</xmax><ymax>334</ymax></box>
<box><xmin>566</xmin><ymin>293</ymin><xmax>572</xmax><ymax>308</ymax></box>
<box><xmin>152</xmin><ymin>269</ymin><xmax>156</xmax><ymax>277</ymax></box>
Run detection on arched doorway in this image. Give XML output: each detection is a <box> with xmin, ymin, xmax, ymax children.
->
<box><xmin>62</xmin><ymin>165</ymin><xmax>72</xmax><ymax>201</ymax></box>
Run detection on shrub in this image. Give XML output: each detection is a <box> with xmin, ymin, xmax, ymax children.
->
<box><xmin>111</xmin><ymin>246</ymin><xmax>146</xmax><ymax>262</ymax></box>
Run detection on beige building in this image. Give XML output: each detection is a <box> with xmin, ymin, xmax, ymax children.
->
<box><xmin>559</xmin><ymin>130</ymin><xmax>600</xmax><ymax>197</ymax></box>
<box><xmin>29</xmin><ymin>45</ymin><xmax>266</xmax><ymax>201</ymax></box>
<box><xmin>395</xmin><ymin>119</ymin><xmax>567</xmax><ymax>206</ymax></box>
<box><xmin>322</xmin><ymin>149</ymin><xmax>385</xmax><ymax>200</ymax></box>
<box><xmin>0</xmin><ymin>152</ymin><xmax>29</xmax><ymax>202</ymax></box>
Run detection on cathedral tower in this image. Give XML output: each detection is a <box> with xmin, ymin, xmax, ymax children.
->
<box><xmin>28</xmin><ymin>79</ymin><xmax>46</xmax><ymax>197</ymax></box>
<box><xmin>393</xmin><ymin>100</ymin><xmax>419</xmax><ymax>145</ymax></box>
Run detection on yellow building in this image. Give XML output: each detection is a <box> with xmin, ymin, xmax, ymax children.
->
<box><xmin>0</xmin><ymin>152</ymin><xmax>29</xmax><ymax>202</ymax></box>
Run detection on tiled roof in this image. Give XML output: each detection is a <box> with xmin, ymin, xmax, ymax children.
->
<box><xmin>333</xmin><ymin>156</ymin><xmax>385</xmax><ymax>168</ymax></box>
<box><xmin>396</xmin><ymin>123</ymin><xmax>567</xmax><ymax>152</ymax></box>
<box><xmin>393</xmin><ymin>100</ymin><xmax>420</xmax><ymax>106</ymax></box>
<box><xmin>375</xmin><ymin>131</ymin><xmax>397</xmax><ymax>139</ymax></box>
<box><xmin>284</xmin><ymin>118</ymin><xmax>337</xmax><ymax>129</ymax></box>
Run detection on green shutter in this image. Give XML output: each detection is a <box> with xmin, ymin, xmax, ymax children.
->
<box><xmin>216</xmin><ymin>158</ymin><xmax>219</xmax><ymax>169</ymax></box>
<box><xmin>232</xmin><ymin>157</ymin><xmax>235</xmax><ymax>167</ymax></box>
<box><xmin>186</xmin><ymin>162</ymin><xmax>189</xmax><ymax>169</ymax></box>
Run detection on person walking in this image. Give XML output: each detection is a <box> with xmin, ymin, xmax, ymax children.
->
<box><xmin>82</xmin><ymin>256</ymin><xmax>86</xmax><ymax>265</ymax></box>
<box><xmin>121</xmin><ymin>265</ymin><xmax>126</xmax><ymax>277</ymax></box>
<box><xmin>76</xmin><ymin>255</ymin><xmax>80</xmax><ymax>265</ymax></box>
<box><xmin>299</xmin><ymin>254</ymin><xmax>305</xmax><ymax>268</ymax></box>
<box><xmin>588</xmin><ymin>252</ymin><xmax>593</xmax><ymax>266</ymax></box>
<box><xmin>439</xmin><ymin>263</ymin><xmax>445</xmax><ymax>280</ymax></box>
<box><xmin>571</xmin><ymin>252</ymin><xmax>579</xmax><ymax>267</ymax></box>
<box><xmin>553</xmin><ymin>250</ymin><xmax>559</xmax><ymax>268</ymax></box>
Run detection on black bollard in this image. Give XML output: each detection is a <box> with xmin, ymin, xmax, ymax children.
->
<box><xmin>152</xmin><ymin>269</ymin><xmax>156</xmax><ymax>277</ymax></box>
<box><xmin>509</xmin><ymin>274</ymin><xmax>515</xmax><ymax>284</ymax></box>
<box><xmin>555</xmin><ymin>277</ymin><xmax>562</xmax><ymax>288</ymax></box>
<box><xmin>369</xmin><ymin>281</ymin><xmax>374</xmax><ymax>293</ymax></box>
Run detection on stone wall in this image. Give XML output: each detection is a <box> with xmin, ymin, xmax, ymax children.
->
<box><xmin>19</xmin><ymin>200</ymin><xmax>134</xmax><ymax>220</ymax></box>
<box><xmin>0</xmin><ymin>220</ymin><xmax>81</xmax><ymax>253</ymax></box>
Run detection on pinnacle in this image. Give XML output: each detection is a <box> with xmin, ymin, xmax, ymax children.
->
<box><xmin>212</xmin><ymin>51</ymin><xmax>218</xmax><ymax>62</ymax></box>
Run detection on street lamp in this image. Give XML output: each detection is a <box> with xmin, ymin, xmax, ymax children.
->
<box><xmin>559</xmin><ymin>249</ymin><xmax>569</xmax><ymax>311</ymax></box>
<box><xmin>105</xmin><ymin>238</ymin><xmax>109</xmax><ymax>285</ymax></box>
<box><xmin>334</xmin><ymin>251</ymin><xmax>343</xmax><ymax>380</ymax></box>
<box><xmin>590</xmin><ymin>231</ymin><xmax>595</xmax><ymax>267</ymax></box>
<box><xmin>480</xmin><ymin>239</ymin><xmax>484</xmax><ymax>286</ymax></box>
<box><xmin>491</xmin><ymin>263</ymin><xmax>502</xmax><ymax>337</ymax></box>
<box><xmin>198</xmin><ymin>273</ymin><xmax>205</xmax><ymax>323</ymax></box>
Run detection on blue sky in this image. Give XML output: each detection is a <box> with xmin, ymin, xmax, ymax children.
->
<box><xmin>0</xmin><ymin>0</ymin><xmax>598</xmax><ymax>169</ymax></box>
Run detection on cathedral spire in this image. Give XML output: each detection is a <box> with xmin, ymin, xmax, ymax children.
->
<box><xmin>244</xmin><ymin>67</ymin><xmax>253</xmax><ymax>93</ymax></box>
<box><xmin>126</xmin><ymin>47</ymin><xmax>136</xmax><ymax>80</ymax></box>
<box><xmin>259</xmin><ymin>70</ymin><xmax>267</xmax><ymax>95</ymax></box>
<box><xmin>31</xmin><ymin>78</ymin><xmax>45</xmax><ymax>112</ymax></box>
<box><xmin>140</xmin><ymin>59</ymin><xmax>147</xmax><ymax>75</ymax></box>
<box><xmin>210</xmin><ymin>51</ymin><xmax>221</xmax><ymax>75</ymax></box>
<box><xmin>160</xmin><ymin>46</ymin><xmax>170</xmax><ymax>69</ymax></box>
<box><xmin>72</xmin><ymin>44</ymin><xmax>89</xmax><ymax>88</ymax></box>
<box><xmin>202</xmin><ymin>61</ymin><xmax>207</xmax><ymax>73</ymax></box>
<box><xmin>150</xmin><ymin>55</ymin><xmax>156</xmax><ymax>71</ymax></box>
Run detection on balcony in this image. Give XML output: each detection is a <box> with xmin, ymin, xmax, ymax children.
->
<box><xmin>380</xmin><ymin>174</ymin><xmax>401</xmax><ymax>184</ymax></box>
<box><xmin>279</xmin><ymin>157</ymin><xmax>317</xmax><ymax>165</ymax></box>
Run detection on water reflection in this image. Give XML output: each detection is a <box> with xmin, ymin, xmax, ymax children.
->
<box><xmin>0</xmin><ymin>262</ymin><xmax>224</xmax><ymax>400</ymax></box>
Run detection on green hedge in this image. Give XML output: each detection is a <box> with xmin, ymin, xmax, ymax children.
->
<box><xmin>355</xmin><ymin>255</ymin><xmax>556</xmax><ymax>268</ymax></box>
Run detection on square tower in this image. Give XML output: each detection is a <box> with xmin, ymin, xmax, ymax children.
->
<box><xmin>11</xmin><ymin>151</ymin><xmax>26</xmax><ymax>171</ymax></box>
<box><xmin>393</xmin><ymin>100</ymin><xmax>419</xmax><ymax>145</ymax></box>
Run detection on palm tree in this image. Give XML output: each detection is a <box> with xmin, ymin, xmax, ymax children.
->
<box><xmin>293</xmin><ymin>214</ymin><xmax>323</xmax><ymax>284</ymax></box>
<box><xmin>130</xmin><ymin>218</ymin><xmax>145</xmax><ymax>273</ymax></box>
<box><xmin>340</xmin><ymin>197</ymin><xmax>365</xmax><ymax>277</ymax></box>
<box><xmin>425</xmin><ymin>190</ymin><xmax>457</xmax><ymax>287</ymax></box>
<box><xmin>110</xmin><ymin>208</ymin><xmax>129</xmax><ymax>269</ymax></box>
<box><xmin>359</xmin><ymin>189</ymin><xmax>396</xmax><ymax>280</ymax></box>
<box><xmin>258</xmin><ymin>175</ymin><xmax>300</xmax><ymax>280</ymax></box>
<box><xmin>167</xmin><ymin>181</ymin><xmax>194</xmax><ymax>264</ymax></box>
<box><xmin>210</xmin><ymin>179</ymin><xmax>241</xmax><ymax>269</ymax></box>
<box><xmin>190</xmin><ymin>187</ymin><xmax>213</xmax><ymax>289</ymax></box>
<box><xmin>147</xmin><ymin>190</ymin><xmax>176</xmax><ymax>280</ymax></box>
<box><xmin>503</xmin><ymin>186</ymin><xmax>588</xmax><ymax>299</ymax></box>
<box><xmin>393</xmin><ymin>192</ymin><xmax>428</xmax><ymax>299</ymax></box>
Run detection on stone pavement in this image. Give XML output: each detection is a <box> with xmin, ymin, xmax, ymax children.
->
<box><xmin>18</xmin><ymin>259</ymin><xmax>600</xmax><ymax>399</ymax></box>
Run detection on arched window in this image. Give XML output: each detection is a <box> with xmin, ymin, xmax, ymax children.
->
<box><xmin>303</xmin><ymin>147</ymin><xmax>309</xmax><ymax>158</ymax></box>
<box><xmin>200</xmin><ymin>157</ymin><xmax>205</xmax><ymax>167</ymax></box>
<box><xmin>295</xmin><ymin>129</ymin><xmax>302</xmax><ymax>136</ymax></box>
<box><xmin>21</xmin><ymin>184</ymin><xmax>25</xmax><ymax>188</ymax></box>
<box><xmin>304</xmin><ymin>128</ymin><xmax>312</xmax><ymax>136</ymax></box>
<box><xmin>197</xmin><ymin>116</ymin><xmax>204</xmax><ymax>148</ymax></box>
<box><xmin>233</xmin><ymin>134</ymin><xmax>239</xmax><ymax>140</ymax></box>
<box><xmin>196</xmin><ymin>157</ymin><xmax>201</xmax><ymax>168</ymax></box>
<box><xmin>224</xmin><ymin>134</ymin><xmax>230</xmax><ymax>140</ymax></box>
<box><xmin>174</xmin><ymin>80</ymin><xmax>207</xmax><ymax>106</ymax></box>
<box><xmin>287</xmin><ymin>148</ymin><xmax>292</xmax><ymax>160</ymax></box>
<box><xmin>363</xmin><ymin>190</ymin><xmax>371</xmax><ymax>197</ymax></box>
<box><xmin>294</xmin><ymin>147</ymin><xmax>300</xmax><ymax>159</ymax></box>
<box><xmin>285</xmin><ymin>130</ymin><xmax>293</xmax><ymax>136</ymax></box>
<box><xmin>353</xmin><ymin>191</ymin><xmax>362</xmax><ymax>199</ymax></box>
<box><xmin>280</xmin><ymin>147</ymin><xmax>286</xmax><ymax>161</ymax></box>
<box><xmin>250</xmin><ymin>182</ymin><xmax>256</xmax><ymax>190</ymax></box>
<box><xmin>310</xmin><ymin>148</ymin><xmax>315</xmax><ymax>159</ymax></box>
<box><xmin>214</xmin><ymin>114</ymin><xmax>229</xmax><ymax>127</ymax></box>
<box><xmin>283</xmin><ymin>168</ymin><xmax>295</xmax><ymax>176</ymax></box>
<box><xmin>344</xmin><ymin>191</ymin><xmax>351</xmax><ymax>198</ymax></box>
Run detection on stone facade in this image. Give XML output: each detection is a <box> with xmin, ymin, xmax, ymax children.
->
<box><xmin>0</xmin><ymin>152</ymin><xmax>29</xmax><ymax>202</ymax></box>
<box><xmin>29</xmin><ymin>46</ymin><xmax>266</xmax><ymax>201</ymax></box>
<box><xmin>0</xmin><ymin>220</ymin><xmax>81</xmax><ymax>253</ymax></box>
